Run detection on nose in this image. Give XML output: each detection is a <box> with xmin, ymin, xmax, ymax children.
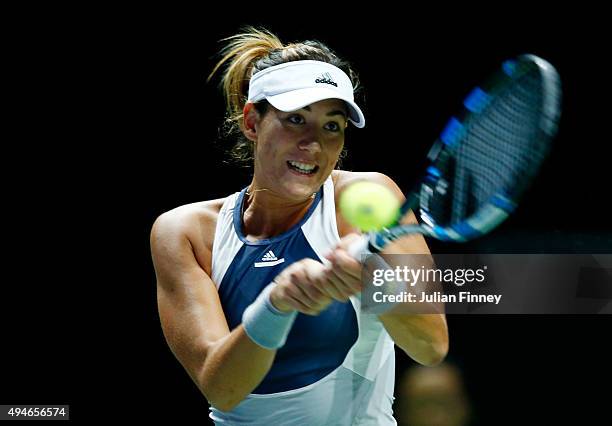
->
<box><xmin>297</xmin><ymin>127</ymin><xmax>322</xmax><ymax>153</ymax></box>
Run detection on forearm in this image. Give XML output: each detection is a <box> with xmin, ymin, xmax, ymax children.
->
<box><xmin>198</xmin><ymin>326</ymin><xmax>276</xmax><ymax>412</ymax></box>
<box><xmin>376</xmin><ymin>232</ymin><xmax>448</xmax><ymax>365</ymax></box>
<box><xmin>379</xmin><ymin>312</ymin><xmax>448</xmax><ymax>366</ymax></box>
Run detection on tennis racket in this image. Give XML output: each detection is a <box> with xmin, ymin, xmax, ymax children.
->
<box><xmin>348</xmin><ymin>54</ymin><xmax>562</xmax><ymax>257</ymax></box>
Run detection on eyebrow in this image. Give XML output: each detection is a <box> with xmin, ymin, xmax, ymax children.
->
<box><xmin>301</xmin><ymin>105</ymin><xmax>348</xmax><ymax>119</ymax></box>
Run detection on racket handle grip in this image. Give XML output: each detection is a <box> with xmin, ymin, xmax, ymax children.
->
<box><xmin>347</xmin><ymin>235</ymin><xmax>373</xmax><ymax>259</ymax></box>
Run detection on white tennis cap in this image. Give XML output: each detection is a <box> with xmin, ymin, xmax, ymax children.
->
<box><xmin>247</xmin><ymin>60</ymin><xmax>365</xmax><ymax>128</ymax></box>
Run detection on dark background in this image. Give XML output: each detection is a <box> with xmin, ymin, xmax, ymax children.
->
<box><xmin>2</xmin><ymin>8</ymin><xmax>611</xmax><ymax>424</ymax></box>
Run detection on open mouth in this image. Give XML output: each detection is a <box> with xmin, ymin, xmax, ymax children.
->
<box><xmin>287</xmin><ymin>160</ymin><xmax>319</xmax><ymax>176</ymax></box>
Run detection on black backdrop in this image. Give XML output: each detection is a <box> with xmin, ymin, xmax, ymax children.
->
<box><xmin>2</xmin><ymin>8</ymin><xmax>611</xmax><ymax>424</ymax></box>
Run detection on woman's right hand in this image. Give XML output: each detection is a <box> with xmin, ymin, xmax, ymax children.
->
<box><xmin>269</xmin><ymin>258</ymin><xmax>336</xmax><ymax>316</ymax></box>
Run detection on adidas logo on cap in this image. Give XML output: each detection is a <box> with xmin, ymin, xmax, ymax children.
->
<box><xmin>315</xmin><ymin>72</ymin><xmax>338</xmax><ymax>87</ymax></box>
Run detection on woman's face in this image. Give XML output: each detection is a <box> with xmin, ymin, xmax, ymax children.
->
<box><xmin>251</xmin><ymin>99</ymin><xmax>348</xmax><ymax>201</ymax></box>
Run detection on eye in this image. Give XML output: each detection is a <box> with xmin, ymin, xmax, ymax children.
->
<box><xmin>324</xmin><ymin>121</ymin><xmax>342</xmax><ymax>132</ymax></box>
<box><xmin>287</xmin><ymin>114</ymin><xmax>305</xmax><ymax>125</ymax></box>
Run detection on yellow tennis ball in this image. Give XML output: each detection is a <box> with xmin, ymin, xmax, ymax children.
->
<box><xmin>339</xmin><ymin>181</ymin><xmax>401</xmax><ymax>231</ymax></box>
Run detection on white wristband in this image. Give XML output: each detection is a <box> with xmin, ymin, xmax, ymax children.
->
<box><xmin>242</xmin><ymin>282</ymin><xmax>298</xmax><ymax>350</ymax></box>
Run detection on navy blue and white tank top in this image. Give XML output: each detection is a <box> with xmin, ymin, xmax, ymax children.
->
<box><xmin>210</xmin><ymin>175</ymin><xmax>397</xmax><ymax>425</ymax></box>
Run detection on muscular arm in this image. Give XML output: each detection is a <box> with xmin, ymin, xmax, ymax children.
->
<box><xmin>151</xmin><ymin>210</ymin><xmax>276</xmax><ymax>412</ymax></box>
<box><xmin>376</xmin><ymin>227</ymin><xmax>449</xmax><ymax>366</ymax></box>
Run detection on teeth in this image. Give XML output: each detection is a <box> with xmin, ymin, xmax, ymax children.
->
<box><xmin>288</xmin><ymin>161</ymin><xmax>316</xmax><ymax>172</ymax></box>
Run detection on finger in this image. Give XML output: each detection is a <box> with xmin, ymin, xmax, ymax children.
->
<box><xmin>285</xmin><ymin>283</ymin><xmax>322</xmax><ymax>311</ymax></box>
<box><xmin>283</xmin><ymin>288</ymin><xmax>322</xmax><ymax>315</ymax></box>
<box><xmin>293</xmin><ymin>261</ymin><xmax>335</xmax><ymax>306</ymax></box>
<box><xmin>329</xmin><ymin>249</ymin><xmax>362</xmax><ymax>280</ymax></box>
<box><xmin>326</xmin><ymin>268</ymin><xmax>360</xmax><ymax>301</ymax></box>
<box><xmin>295</xmin><ymin>280</ymin><xmax>333</xmax><ymax>308</ymax></box>
<box><xmin>323</xmin><ymin>233</ymin><xmax>361</xmax><ymax>260</ymax></box>
<box><xmin>286</xmin><ymin>269</ymin><xmax>334</xmax><ymax>312</ymax></box>
<box><xmin>335</xmin><ymin>233</ymin><xmax>362</xmax><ymax>251</ymax></box>
<box><xmin>330</xmin><ymin>266</ymin><xmax>363</xmax><ymax>294</ymax></box>
<box><xmin>319</xmin><ymin>266</ymin><xmax>355</xmax><ymax>302</ymax></box>
<box><xmin>273</xmin><ymin>282</ymin><xmax>318</xmax><ymax>315</ymax></box>
<box><xmin>311</xmin><ymin>266</ymin><xmax>347</xmax><ymax>301</ymax></box>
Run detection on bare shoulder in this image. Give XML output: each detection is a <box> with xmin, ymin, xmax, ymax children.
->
<box><xmin>150</xmin><ymin>198</ymin><xmax>226</xmax><ymax>276</ymax></box>
<box><xmin>151</xmin><ymin>198</ymin><xmax>225</xmax><ymax>240</ymax></box>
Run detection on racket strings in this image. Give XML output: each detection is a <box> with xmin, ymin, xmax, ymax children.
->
<box><xmin>449</xmin><ymin>69</ymin><xmax>546</xmax><ymax>223</ymax></box>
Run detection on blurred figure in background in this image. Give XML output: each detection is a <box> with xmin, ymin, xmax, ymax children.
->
<box><xmin>395</xmin><ymin>362</ymin><xmax>471</xmax><ymax>426</ymax></box>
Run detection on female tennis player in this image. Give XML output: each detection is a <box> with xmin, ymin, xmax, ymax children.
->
<box><xmin>150</xmin><ymin>27</ymin><xmax>448</xmax><ymax>425</ymax></box>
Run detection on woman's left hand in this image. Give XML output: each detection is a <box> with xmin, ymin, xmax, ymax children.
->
<box><xmin>321</xmin><ymin>233</ymin><xmax>364</xmax><ymax>301</ymax></box>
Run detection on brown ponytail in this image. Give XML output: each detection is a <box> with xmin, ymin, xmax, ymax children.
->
<box><xmin>208</xmin><ymin>27</ymin><xmax>283</xmax><ymax>130</ymax></box>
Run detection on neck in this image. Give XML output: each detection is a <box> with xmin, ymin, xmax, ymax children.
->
<box><xmin>241</xmin><ymin>181</ymin><xmax>317</xmax><ymax>241</ymax></box>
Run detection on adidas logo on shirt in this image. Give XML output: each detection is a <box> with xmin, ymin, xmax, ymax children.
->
<box><xmin>254</xmin><ymin>250</ymin><xmax>285</xmax><ymax>268</ymax></box>
<box><xmin>315</xmin><ymin>72</ymin><xmax>338</xmax><ymax>87</ymax></box>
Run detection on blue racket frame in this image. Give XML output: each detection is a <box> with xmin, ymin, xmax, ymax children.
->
<box><xmin>366</xmin><ymin>54</ymin><xmax>562</xmax><ymax>251</ymax></box>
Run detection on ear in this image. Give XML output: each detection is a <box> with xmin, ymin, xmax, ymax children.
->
<box><xmin>242</xmin><ymin>102</ymin><xmax>258</xmax><ymax>142</ymax></box>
